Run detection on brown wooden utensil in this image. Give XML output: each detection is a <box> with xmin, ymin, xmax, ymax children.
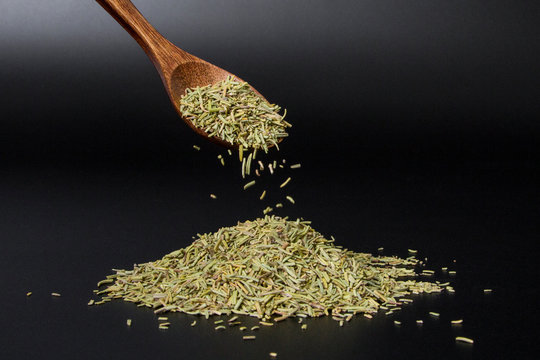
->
<box><xmin>96</xmin><ymin>0</ymin><xmax>265</xmax><ymax>147</ymax></box>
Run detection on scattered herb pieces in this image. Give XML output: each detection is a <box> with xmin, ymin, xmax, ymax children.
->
<box><xmin>455</xmin><ymin>336</ymin><xmax>474</xmax><ymax>344</ymax></box>
<box><xmin>279</xmin><ymin>177</ymin><xmax>291</xmax><ymax>188</ymax></box>
<box><xmin>243</xmin><ymin>180</ymin><xmax>256</xmax><ymax>190</ymax></box>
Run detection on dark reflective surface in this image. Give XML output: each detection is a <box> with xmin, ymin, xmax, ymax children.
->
<box><xmin>1</xmin><ymin>1</ymin><xmax>538</xmax><ymax>359</ymax></box>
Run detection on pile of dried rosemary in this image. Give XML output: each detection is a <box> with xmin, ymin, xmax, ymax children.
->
<box><xmin>180</xmin><ymin>76</ymin><xmax>291</xmax><ymax>150</ymax></box>
<box><xmin>93</xmin><ymin>216</ymin><xmax>440</xmax><ymax>321</ymax></box>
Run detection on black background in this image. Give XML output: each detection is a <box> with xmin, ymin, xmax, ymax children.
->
<box><xmin>1</xmin><ymin>0</ymin><xmax>538</xmax><ymax>359</ymax></box>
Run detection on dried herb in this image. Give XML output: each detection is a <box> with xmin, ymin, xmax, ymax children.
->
<box><xmin>94</xmin><ymin>216</ymin><xmax>441</xmax><ymax>322</ymax></box>
<box><xmin>180</xmin><ymin>76</ymin><xmax>291</xmax><ymax>150</ymax></box>
<box><xmin>279</xmin><ymin>177</ymin><xmax>291</xmax><ymax>188</ymax></box>
<box><xmin>243</xmin><ymin>180</ymin><xmax>256</xmax><ymax>190</ymax></box>
<box><xmin>455</xmin><ymin>336</ymin><xmax>474</xmax><ymax>344</ymax></box>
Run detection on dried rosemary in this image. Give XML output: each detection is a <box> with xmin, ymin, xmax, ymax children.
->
<box><xmin>180</xmin><ymin>76</ymin><xmax>291</xmax><ymax>150</ymax></box>
<box><xmin>94</xmin><ymin>216</ymin><xmax>441</xmax><ymax>322</ymax></box>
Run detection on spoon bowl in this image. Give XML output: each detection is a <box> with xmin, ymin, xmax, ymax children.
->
<box><xmin>168</xmin><ymin>62</ymin><xmax>240</xmax><ymax>147</ymax></box>
<box><xmin>96</xmin><ymin>0</ymin><xmax>266</xmax><ymax>148</ymax></box>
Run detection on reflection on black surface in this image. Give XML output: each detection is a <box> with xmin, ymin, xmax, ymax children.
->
<box><xmin>1</xmin><ymin>162</ymin><xmax>535</xmax><ymax>359</ymax></box>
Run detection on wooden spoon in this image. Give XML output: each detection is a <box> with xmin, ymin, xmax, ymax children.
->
<box><xmin>96</xmin><ymin>0</ymin><xmax>265</xmax><ymax>148</ymax></box>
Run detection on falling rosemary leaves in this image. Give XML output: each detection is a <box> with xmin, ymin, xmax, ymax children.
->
<box><xmin>180</xmin><ymin>76</ymin><xmax>291</xmax><ymax>150</ymax></box>
<box><xmin>93</xmin><ymin>216</ymin><xmax>441</xmax><ymax>321</ymax></box>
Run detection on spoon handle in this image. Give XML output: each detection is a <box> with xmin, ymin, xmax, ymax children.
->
<box><xmin>96</xmin><ymin>0</ymin><xmax>192</xmax><ymax>76</ymax></box>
